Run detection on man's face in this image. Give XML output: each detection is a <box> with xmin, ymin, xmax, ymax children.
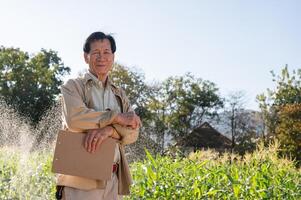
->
<box><xmin>84</xmin><ymin>39</ymin><xmax>114</xmax><ymax>78</ymax></box>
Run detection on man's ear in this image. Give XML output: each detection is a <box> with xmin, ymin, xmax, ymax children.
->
<box><xmin>84</xmin><ymin>53</ymin><xmax>89</xmax><ymax>64</ymax></box>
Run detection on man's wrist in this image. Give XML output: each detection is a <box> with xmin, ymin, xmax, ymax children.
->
<box><xmin>110</xmin><ymin>125</ymin><xmax>121</xmax><ymax>139</ymax></box>
<box><xmin>107</xmin><ymin>126</ymin><xmax>114</xmax><ymax>136</ymax></box>
<box><xmin>112</xmin><ymin>114</ymin><xmax>120</xmax><ymax>124</ymax></box>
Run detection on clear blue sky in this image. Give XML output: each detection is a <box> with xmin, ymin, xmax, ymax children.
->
<box><xmin>1</xmin><ymin>0</ymin><xmax>300</xmax><ymax>110</ymax></box>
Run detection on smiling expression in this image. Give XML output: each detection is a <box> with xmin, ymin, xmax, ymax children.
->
<box><xmin>84</xmin><ymin>39</ymin><xmax>114</xmax><ymax>79</ymax></box>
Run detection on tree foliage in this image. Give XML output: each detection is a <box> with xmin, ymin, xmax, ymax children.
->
<box><xmin>276</xmin><ymin>103</ymin><xmax>301</xmax><ymax>162</ymax></box>
<box><xmin>0</xmin><ymin>47</ymin><xmax>70</xmax><ymax>124</ymax></box>
<box><xmin>161</xmin><ymin>73</ymin><xmax>224</xmax><ymax>140</ymax></box>
<box><xmin>257</xmin><ymin>65</ymin><xmax>301</xmax><ymax>164</ymax></box>
<box><xmin>110</xmin><ymin>63</ymin><xmax>163</xmax><ymax>153</ymax></box>
<box><xmin>110</xmin><ymin>67</ymin><xmax>224</xmax><ymax>148</ymax></box>
<box><xmin>110</xmin><ymin>63</ymin><xmax>154</xmax><ymax>119</ymax></box>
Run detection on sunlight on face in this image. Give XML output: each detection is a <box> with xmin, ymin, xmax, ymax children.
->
<box><xmin>84</xmin><ymin>39</ymin><xmax>114</xmax><ymax>79</ymax></box>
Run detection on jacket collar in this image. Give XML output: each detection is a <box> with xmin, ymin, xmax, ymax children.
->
<box><xmin>83</xmin><ymin>72</ymin><xmax>114</xmax><ymax>87</ymax></box>
<box><xmin>82</xmin><ymin>72</ymin><xmax>122</xmax><ymax>96</ymax></box>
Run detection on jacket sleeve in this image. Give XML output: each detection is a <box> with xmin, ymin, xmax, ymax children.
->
<box><xmin>112</xmin><ymin>89</ymin><xmax>139</xmax><ymax>145</ymax></box>
<box><xmin>61</xmin><ymin>79</ymin><xmax>118</xmax><ymax>132</ymax></box>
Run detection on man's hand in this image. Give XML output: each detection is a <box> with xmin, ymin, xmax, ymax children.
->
<box><xmin>113</xmin><ymin>111</ymin><xmax>142</xmax><ymax>129</ymax></box>
<box><xmin>84</xmin><ymin>126</ymin><xmax>113</xmax><ymax>153</ymax></box>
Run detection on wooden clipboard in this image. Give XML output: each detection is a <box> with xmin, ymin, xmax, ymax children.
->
<box><xmin>52</xmin><ymin>130</ymin><xmax>116</xmax><ymax>180</ymax></box>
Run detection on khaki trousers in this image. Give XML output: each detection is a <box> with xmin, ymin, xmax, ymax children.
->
<box><xmin>62</xmin><ymin>173</ymin><xmax>122</xmax><ymax>200</ymax></box>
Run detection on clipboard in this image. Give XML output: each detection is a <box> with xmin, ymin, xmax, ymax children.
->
<box><xmin>52</xmin><ymin>130</ymin><xmax>116</xmax><ymax>180</ymax></box>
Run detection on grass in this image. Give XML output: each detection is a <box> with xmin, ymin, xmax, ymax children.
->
<box><xmin>0</xmin><ymin>141</ymin><xmax>300</xmax><ymax>200</ymax></box>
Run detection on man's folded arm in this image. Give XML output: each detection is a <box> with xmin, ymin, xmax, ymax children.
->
<box><xmin>61</xmin><ymin>79</ymin><xmax>118</xmax><ymax>132</ymax></box>
<box><xmin>110</xmin><ymin>125</ymin><xmax>121</xmax><ymax>140</ymax></box>
<box><xmin>111</xmin><ymin>89</ymin><xmax>139</xmax><ymax>145</ymax></box>
<box><xmin>112</xmin><ymin>124</ymin><xmax>139</xmax><ymax>145</ymax></box>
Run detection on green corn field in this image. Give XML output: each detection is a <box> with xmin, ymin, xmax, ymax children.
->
<box><xmin>0</xmin><ymin>142</ymin><xmax>300</xmax><ymax>200</ymax></box>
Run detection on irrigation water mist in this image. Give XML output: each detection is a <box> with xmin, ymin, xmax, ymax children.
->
<box><xmin>0</xmin><ymin>99</ymin><xmax>60</xmax><ymax>199</ymax></box>
<box><xmin>0</xmin><ymin>99</ymin><xmax>62</xmax><ymax>151</ymax></box>
<box><xmin>0</xmin><ymin>99</ymin><xmax>159</xmax><ymax>199</ymax></box>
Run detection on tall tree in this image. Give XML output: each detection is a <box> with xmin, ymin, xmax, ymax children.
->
<box><xmin>162</xmin><ymin>73</ymin><xmax>223</xmax><ymax>140</ymax></box>
<box><xmin>276</xmin><ymin>104</ymin><xmax>301</xmax><ymax>162</ymax></box>
<box><xmin>145</xmin><ymin>83</ymin><xmax>169</xmax><ymax>151</ymax></box>
<box><xmin>109</xmin><ymin>64</ymin><xmax>162</xmax><ymax>154</ymax></box>
<box><xmin>109</xmin><ymin>63</ymin><xmax>153</xmax><ymax>119</ymax></box>
<box><xmin>257</xmin><ymin>65</ymin><xmax>301</xmax><ymax>164</ymax></box>
<box><xmin>224</xmin><ymin>91</ymin><xmax>247</xmax><ymax>148</ymax></box>
<box><xmin>0</xmin><ymin>47</ymin><xmax>70</xmax><ymax>124</ymax></box>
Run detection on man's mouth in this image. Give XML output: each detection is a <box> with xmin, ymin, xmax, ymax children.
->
<box><xmin>96</xmin><ymin>64</ymin><xmax>105</xmax><ymax>67</ymax></box>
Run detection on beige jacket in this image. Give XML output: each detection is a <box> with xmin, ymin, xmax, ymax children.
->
<box><xmin>57</xmin><ymin>72</ymin><xmax>139</xmax><ymax>195</ymax></box>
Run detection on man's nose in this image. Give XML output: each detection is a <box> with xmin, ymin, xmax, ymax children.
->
<box><xmin>96</xmin><ymin>54</ymin><xmax>106</xmax><ymax>61</ymax></box>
